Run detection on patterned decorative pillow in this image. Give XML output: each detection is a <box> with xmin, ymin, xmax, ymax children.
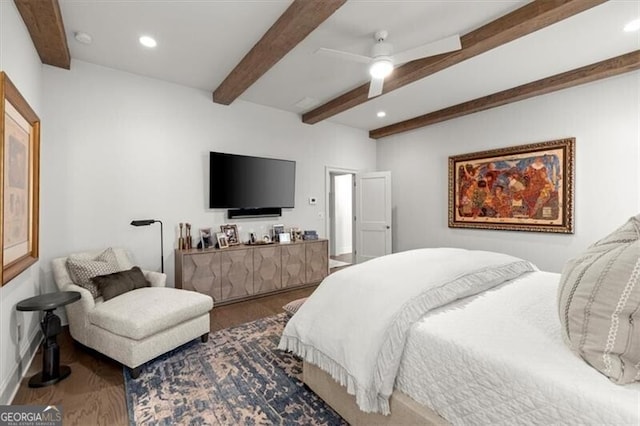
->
<box><xmin>283</xmin><ymin>297</ymin><xmax>308</xmax><ymax>316</ymax></box>
<box><xmin>66</xmin><ymin>248</ymin><xmax>121</xmax><ymax>299</ymax></box>
<box><xmin>558</xmin><ymin>214</ymin><xmax>640</xmax><ymax>384</ymax></box>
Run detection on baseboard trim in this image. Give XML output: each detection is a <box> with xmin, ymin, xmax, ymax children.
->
<box><xmin>0</xmin><ymin>327</ymin><xmax>42</xmax><ymax>405</ymax></box>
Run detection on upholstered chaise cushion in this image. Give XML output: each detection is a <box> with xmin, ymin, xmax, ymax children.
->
<box><xmin>558</xmin><ymin>214</ymin><xmax>640</xmax><ymax>384</ymax></box>
<box><xmin>88</xmin><ymin>287</ymin><xmax>213</xmax><ymax>340</ymax></box>
<box><xmin>92</xmin><ymin>266</ymin><xmax>150</xmax><ymax>301</ymax></box>
<box><xmin>66</xmin><ymin>248</ymin><xmax>121</xmax><ymax>298</ymax></box>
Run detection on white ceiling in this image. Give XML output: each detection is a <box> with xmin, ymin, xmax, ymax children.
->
<box><xmin>59</xmin><ymin>0</ymin><xmax>640</xmax><ymax>132</ymax></box>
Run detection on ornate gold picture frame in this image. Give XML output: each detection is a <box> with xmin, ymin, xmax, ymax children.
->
<box><xmin>1</xmin><ymin>72</ymin><xmax>40</xmax><ymax>285</ymax></box>
<box><xmin>448</xmin><ymin>138</ymin><xmax>574</xmax><ymax>233</ymax></box>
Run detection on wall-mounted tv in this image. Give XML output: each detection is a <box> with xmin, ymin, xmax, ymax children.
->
<box><xmin>209</xmin><ymin>152</ymin><xmax>296</xmax><ymax>209</ymax></box>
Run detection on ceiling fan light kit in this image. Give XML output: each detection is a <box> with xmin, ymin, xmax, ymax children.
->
<box><xmin>369</xmin><ymin>59</ymin><xmax>393</xmax><ymax>79</ymax></box>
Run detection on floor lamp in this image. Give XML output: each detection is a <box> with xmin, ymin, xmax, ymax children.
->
<box><xmin>130</xmin><ymin>219</ymin><xmax>164</xmax><ymax>273</ymax></box>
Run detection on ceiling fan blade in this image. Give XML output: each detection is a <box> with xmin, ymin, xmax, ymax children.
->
<box><xmin>392</xmin><ymin>34</ymin><xmax>462</xmax><ymax>65</ymax></box>
<box><xmin>315</xmin><ymin>48</ymin><xmax>372</xmax><ymax>64</ymax></box>
<box><xmin>368</xmin><ymin>76</ymin><xmax>384</xmax><ymax>98</ymax></box>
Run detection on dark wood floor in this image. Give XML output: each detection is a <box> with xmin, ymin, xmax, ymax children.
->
<box><xmin>11</xmin><ymin>285</ymin><xmax>317</xmax><ymax>426</ymax></box>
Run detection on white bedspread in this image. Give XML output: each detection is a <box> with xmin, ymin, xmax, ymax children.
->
<box><xmin>396</xmin><ymin>271</ymin><xmax>640</xmax><ymax>425</ymax></box>
<box><xmin>278</xmin><ymin>248</ymin><xmax>536</xmax><ymax>414</ymax></box>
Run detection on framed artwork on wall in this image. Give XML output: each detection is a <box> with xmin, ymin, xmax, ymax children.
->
<box><xmin>1</xmin><ymin>72</ymin><xmax>40</xmax><ymax>285</ymax></box>
<box><xmin>448</xmin><ymin>137</ymin><xmax>575</xmax><ymax>233</ymax></box>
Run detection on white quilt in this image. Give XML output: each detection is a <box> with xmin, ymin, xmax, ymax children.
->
<box><xmin>396</xmin><ymin>271</ymin><xmax>640</xmax><ymax>425</ymax></box>
<box><xmin>278</xmin><ymin>248</ymin><xmax>536</xmax><ymax>414</ymax></box>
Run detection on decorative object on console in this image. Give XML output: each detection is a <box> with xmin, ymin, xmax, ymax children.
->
<box><xmin>185</xmin><ymin>223</ymin><xmax>193</xmax><ymax>250</ymax></box>
<box><xmin>1</xmin><ymin>72</ymin><xmax>41</xmax><ymax>286</ymax></box>
<box><xmin>303</xmin><ymin>230</ymin><xmax>318</xmax><ymax>240</ymax></box>
<box><xmin>130</xmin><ymin>219</ymin><xmax>164</xmax><ymax>273</ymax></box>
<box><xmin>249</xmin><ymin>232</ymin><xmax>257</xmax><ymax>244</ymax></box>
<box><xmin>216</xmin><ymin>233</ymin><xmax>229</xmax><ymax>249</ymax></box>
<box><xmin>220</xmin><ymin>224</ymin><xmax>239</xmax><ymax>245</ymax></box>
<box><xmin>178</xmin><ymin>223</ymin><xmax>185</xmax><ymax>250</ymax></box>
<box><xmin>279</xmin><ymin>232</ymin><xmax>291</xmax><ymax>243</ymax></box>
<box><xmin>273</xmin><ymin>224</ymin><xmax>285</xmax><ymax>242</ymax></box>
<box><xmin>290</xmin><ymin>228</ymin><xmax>303</xmax><ymax>242</ymax></box>
<box><xmin>448</xmin><ymin>137</ymin><xmax>575</xmax><ymax>233</ymax></box>
<box><xmin>199</xmin><ymin>228</ymin><xmax>212</xmax><ymax>249</ymax></box>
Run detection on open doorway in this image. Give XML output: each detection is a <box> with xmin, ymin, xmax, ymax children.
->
<box><xmin>325</xmin><ymin>167</ymin><xmax>356</xmax><ymax>269</ymax></box>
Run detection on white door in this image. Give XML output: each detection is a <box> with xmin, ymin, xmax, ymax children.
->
<box><xmin>355</xmin><ymin>171</ymin><xmax>392</xmax><ymax>263</ymax></box>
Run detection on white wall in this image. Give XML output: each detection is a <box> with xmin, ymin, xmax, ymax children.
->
<box><xmin>334</xmin><ymin>174</ymin><xmax>353</xmax><ymax>255</ymax></box>
<box><xmin>41</xmin><ymin>60</ymin><xmax>375</xmax><ymax>288</ymax></box>
<box><xmin>0</xmin><ymin>1</ymin><xmax>45</xmax><ymax>405</ymax></box>
<box><xmin>378</xmin><ymin>72</ymin><xmax>640</xmax><ymax>272</ymax></box>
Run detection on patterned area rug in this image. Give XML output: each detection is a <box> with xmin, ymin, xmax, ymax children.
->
<box><xmin>124</xmin><ymin>313</ymin><xmax>346</xmax><ymax>425</ymax></box>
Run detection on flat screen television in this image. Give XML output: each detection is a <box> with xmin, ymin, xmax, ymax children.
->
<box><xmin>209</xmin><ymin>152</ymin><xmax>296</xmax><ymax>209</ymax></box>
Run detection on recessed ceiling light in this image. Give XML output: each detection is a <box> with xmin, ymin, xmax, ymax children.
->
<box><xmin>139</xmin><ymin>35</ymin><xmax>157</xmax><ymax>48</ymax></box>
<box><xmin>624</xmin><ymin>18</ymin><xmax>640</xmax><ymax>32</ymax></box>
<box><xmin>377</xmin><ymin>111</ymin><xmax>386</xmax><ymax>118</ymax></box>
<box><xmin>74</xmin><ymin>31</ymin><xmax>92</xmax><ymax>45</ymax></box>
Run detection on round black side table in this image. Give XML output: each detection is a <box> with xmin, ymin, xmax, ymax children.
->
<box><xmin>17</xmin><ymin>291</ymin><xmax>81</xmax><ymax>388</ymax></box>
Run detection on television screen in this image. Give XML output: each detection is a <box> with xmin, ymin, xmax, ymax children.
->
<box><xmin>209</xmin><ymin>152</ymin><xmax>296</xmax><ymax>209</ymax></box>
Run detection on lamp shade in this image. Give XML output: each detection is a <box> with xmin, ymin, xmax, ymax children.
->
<box><xmin>131</xmin><ymin>219</ymin><xmax>156</xmax><ymax>226</ymax></box>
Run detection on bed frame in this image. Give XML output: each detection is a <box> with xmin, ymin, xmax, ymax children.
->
<box><xmin>303</xmin><ymin>361</ymin><xmax>448</xmax><ymax>425</ymax></box>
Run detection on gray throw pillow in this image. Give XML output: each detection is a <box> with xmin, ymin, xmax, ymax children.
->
<box><xmin>66</xmin><ymin>248</ymin><xmax>120</xmax><ymax>299</ymax></box>
<box><xmin>558</xmin><ymin>214</ymin><xmax>640</xmax><ymax>384</ymax></box>
<box><xmin>92</xmin><ymin>266</ymin><xmax>150</xmax><ymax>301</ymax></box>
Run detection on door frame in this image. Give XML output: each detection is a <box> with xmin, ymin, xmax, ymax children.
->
<box><xmin>325</xmin><ymin>166</ymin><xmax>357</xmax><ymax>257</ymax></box>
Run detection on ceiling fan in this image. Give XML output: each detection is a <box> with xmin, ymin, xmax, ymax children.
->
<box><xmin>317</xmin><ymin>30</ymin><xmax>462</xmax><ymax>98</ymax></box>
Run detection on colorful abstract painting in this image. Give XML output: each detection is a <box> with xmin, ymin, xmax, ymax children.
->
<box><xmin>449</xmin><ymin>138</ymin><xmax>574</xmax><ymax>233</ymax></box>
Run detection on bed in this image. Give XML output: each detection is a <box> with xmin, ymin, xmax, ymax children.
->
<box><xmin>279</xmin><ymin>246</ymin><xmax>640</xmax><ymax>425</ymax></box>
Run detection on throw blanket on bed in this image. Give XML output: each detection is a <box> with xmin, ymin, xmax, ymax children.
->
<box><xmin>278</xmin><ymin>248</ymin><xmax>536</xmax><ymax>414</ymax></box>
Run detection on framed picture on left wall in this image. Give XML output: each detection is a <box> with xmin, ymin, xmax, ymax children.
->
<box><xmin>1</xmin><ymin>72</ymin><xmax>40</xmax><ymax>285</ymax></box>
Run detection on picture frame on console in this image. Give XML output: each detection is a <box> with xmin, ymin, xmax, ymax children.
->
<box><xmin>199</xmin><ymin>228</ymin><xmax>212</xmax><ymax>249</ymax></box>
<box><xmin>220</xmin><ymin>224</ymin><xmax>239</xmax><ymax>245</ymax></box>
<box><xmin>1</xmin><ymin>72</ymin><xmax>40</xmax><ymax>286</ymax></box>
<box><xmin>216</xmin><ymin>233</ymin><xmax>229</xmax><ymax>249</ymax></box>
<box><xmin>279</xmin><ymin>232</ymin><xmax>291</xmax><ymax>243</ymax></box>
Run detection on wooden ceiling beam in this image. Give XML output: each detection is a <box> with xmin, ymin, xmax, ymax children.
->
<box><xmin>14</xmin><ymin>0</ymin><xmax>71</xmax><ymax>69</ymax></box>
<box><xmin>213</xmin><ymin>0</ymin><xmax>346</xmax><ymax>105</ymax></box>
<box><xmin>369</xmin><ymin>50</ymin><xmax>640</xmax><ymax>139</ymax></box>
<box><xmin>302</xmin><ymin>0</ymin><xmax>606</xmax><ymax>124</ymax></box>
